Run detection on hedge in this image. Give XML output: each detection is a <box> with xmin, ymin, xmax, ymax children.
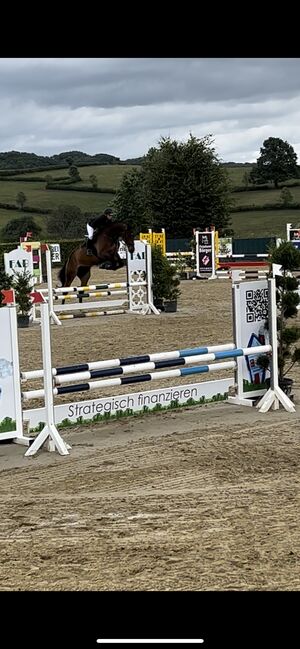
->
<box><xmin>46</xmin><ymin>184</ymin><xmax>117</xmax><ymax>194</ymax></box>
<box><xmin>0</xmin><ymin>175</ymin><xmax>70</xmax><ymax>183</ymax></box>
<box><xmin>231</xmin><ymin>202</ymin><xmax>300</xmax><ymax>213</ymax></box>
<box><xmin>0</xmin><ymin>238</ymin><xmax>83</xmax><ymax>269</ymax></box>
<box><xmin>0</xmin><ymin>202</ymin><xmax>52</xmax><ymax>214</ymax></box>
<box><xmin>232</xmin><ymin>180</ymin><xmax>300</xmax><ymax>192</ymax></box>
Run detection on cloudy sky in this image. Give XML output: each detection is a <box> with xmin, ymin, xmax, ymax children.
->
<box><xmin>0</xmin><ymin>58</ymin><xmax>300</xmax><ymax>162</ymax></box>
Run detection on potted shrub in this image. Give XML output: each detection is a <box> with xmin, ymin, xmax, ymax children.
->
<box><xmin>12</xmin><ymin>269</ymin><xmax>33</xmax><ymax>327</ymax></box>
<box><xmin>151</xmin><ymin>245</ymin><xmax>181</xmax><ymax>312</ymax></box>
<box><xmin>257</xmin><ymin>241</ymin><xmax>300</xmax><ymax>396</ymax></box>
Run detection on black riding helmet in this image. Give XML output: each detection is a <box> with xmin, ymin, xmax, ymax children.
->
<box><xmin>104</xmin><ymin>208</ymin><xmax>113</xmax><ymax>216</ymax></box>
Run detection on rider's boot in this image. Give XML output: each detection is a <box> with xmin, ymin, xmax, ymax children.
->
<box><xmin>86</xmin><ymin>239</ymin><xmax>94</xmax><ymax>256</ymax></box>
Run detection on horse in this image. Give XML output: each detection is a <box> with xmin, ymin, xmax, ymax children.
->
<box><xmin>57</xmin><ymin>221</ymin><xmax>135</xmax><ymax>287</ymax></box>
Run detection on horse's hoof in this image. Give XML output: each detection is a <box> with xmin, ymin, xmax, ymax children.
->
<box><xmin>99</xmin><ymin>262</ymin><xmax>112</xmax><ymax>270</ymax></box>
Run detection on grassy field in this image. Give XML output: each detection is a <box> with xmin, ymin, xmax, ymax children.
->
<box><xmin>233</xmin><ymin>185</ymin><xmax>300</xmax><ymax>207</ymax></box>
<box><xmin>224</xmin><ymin>165</ymin><xmax>252</xmax><ymax>185</ymax></box>
<box><xmin>0</xmin><ymin>163</ymin><xmax>300</xmax><ymax>241</ymax></box>
<box><xmin>230</xmin><ymin>209</ymin><xmax>300</xmax><ymax>238</ymax></box>
<box><xmin>0</xmin><ymin>180</ymin><xmax>114</xmax><ymax>210</ymax></box>
<box><xmin>20</xmin><ymin>164</ymin><xmax>137</xmax><ymax>187</ymax></box>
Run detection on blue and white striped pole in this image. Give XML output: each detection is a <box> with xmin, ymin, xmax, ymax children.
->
<box><xmin>52</xmin><ymin>345</ymin><xmax>271</xmax><ymax>386</ymax></box>
<box><xmin>21</xmin><ymin>343</ymin><xmax>237</xmax><ymax>381</ymax></box>
<box><xmin>22</xmin><ymin>360</ymin><xmax>238</xmax><ymax>401</ymax></box>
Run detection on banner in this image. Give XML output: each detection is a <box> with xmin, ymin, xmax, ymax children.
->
<box><xmin>0</xmin><ymin>308</ymin><xmax>22</xmax><ymax>439</ymax></box>
<box><xmin>196</xmin><ymin>231</ymin><xmax>214</xmax><ymax>275</ymax></box>
<box><xmin>233</xmin><ymin>279</ymin><xmax>269</xmax><ymax>399</ymax></box>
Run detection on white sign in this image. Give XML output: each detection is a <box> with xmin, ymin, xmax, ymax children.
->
<box><xmin>50</xmin><ymin>243</ymin><xmax>61</xmax><ymax>263</ymax></box>
<box><xmin>218</xmin><ymin>237</ymin><xmax>233</xmax><ymax>257</ymax></box>
<box><xmin>233</xmin><ymin>279</ymin><xmax>269</xmax><ymax>399</ymax></box>
<box><xmin>4</xmin><ymin>248</ymin><xmax>34</xmax><ymax>282</ymax></box>
<box><xmin>127</xmin><ymin>239</ymin><xmax>147</xmax><ymax>273</ymax></box>
<box><xmin>118</xmin><ymin>241</ymin><xmax>127</xmax><ymax>260</ymax></box>
<box><xmin>23</xmin><ymin>378</ymin><xmax>234</xmax><ymax>430</ymax></box>
<box><xmin>0</xmin><ymin>308</ymin><xmax>22</xmax><ymax>438</ymax></box>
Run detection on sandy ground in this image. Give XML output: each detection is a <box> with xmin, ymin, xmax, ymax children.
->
<box><xmin>0</xmin><ymin>268</ymin><xmax>299</xmax><ymax>591</ymax></box>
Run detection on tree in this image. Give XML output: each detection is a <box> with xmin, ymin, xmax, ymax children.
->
<box><xmin>68</xmin><ymin>165</ymin><xmax>81</xmax><ymax>181</ymax></box>
<box><xmin>47</xmin><ymin>204</ymin><xmax>87</xmax><ymax>239</ymax></box>
<box><xmin>250</xmin><ymin>137</ymin><xmax>298</xmax><ymax>189</ymax></box>
<box><xmin>114</xmin><ymin>134</ymin><xmax>233</xmax><ymax>237</ymax></box>
<box><xmin>89</xmin><ymin>174</ymin><xmax>98</xmax><ymax>189</ymax></box>
<box><xmin>280</xmin><ymin>187</ymin><xmax>294</xmax><ymax>206</ymax></box>
<box><xmin>16</xmin><ymin>191</ymin><xmax>27</xmax><ymax>210</ymax></box>
<box><xmin>113</xmin><ymin>167</ymin><xmax>148</xmax><ymax>232</ymax></box>
<box><xmin>1</xmin><ymin>217</ymin><xmax>42</xmax><ymax>242</ymax></box>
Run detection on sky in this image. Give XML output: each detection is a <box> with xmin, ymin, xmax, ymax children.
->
<box><xmin>0</xmin><ymin>57</ymin><xmax>300</xmax><ymax>163</ymax></box>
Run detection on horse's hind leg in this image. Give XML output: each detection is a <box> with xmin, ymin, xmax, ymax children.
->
<box><xmin>61</xmin><ymin>256</ymin><xmax>78</xmax><ymax>304</ymax></box>
<box><xmin>77</xmin><ymin>266</ymin><xmax>91</xmax><ymax>303</ymax></box>
<box><xmin>64</xmin><ymin>257</ymin><xmax>78</xmax><ymax>287</ymax></box>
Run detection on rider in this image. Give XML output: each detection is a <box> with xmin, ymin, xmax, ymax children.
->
<box><xmin>86</xmin><ymin>207</ymin><xmax>114</xmax><ymax>256</ymax></box>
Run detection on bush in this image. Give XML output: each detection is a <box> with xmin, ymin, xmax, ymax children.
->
<box><xmin>257</xmin><ymin>241</ymin><xmax>300</xmax><ymax>381</ymax></box>
<box><xmin>47</xmin><ymin>204</ymin><xmax>87</xmax><ymax>239</ymax></box>
<box><xmin>1</xmin><ymin>217</ymin><xmax>42</xmax><ymax>242</ymax></box>
<box><xmin>151</xmin><ymin>245</ymin><xmax>181</xmax><ymax>302</ymax></box>
<box><xmin>12</xmin><ymin>270</ymin><xmax>33</xmax><ymax>315</ymax></box>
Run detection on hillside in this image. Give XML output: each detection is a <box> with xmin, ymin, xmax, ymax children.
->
<box><xmin>0</xmin><ymin>150</ymin><xmax>122</xmax><ymax>171</ymax></box>
<box><xmin>0</xmin><ymin>160</ymin><xmax>300</xmax><ymax>241</ymax></box>
<box><xmin>0</xmin><ymin>149</ymin><xmax>148</xmax><ymax>172</ymax></box>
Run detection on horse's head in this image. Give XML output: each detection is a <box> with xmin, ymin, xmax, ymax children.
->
<box><xmin>122</xmin><ymin>222</ymin><xmax>135</xmax><ymax>254</ymax></box>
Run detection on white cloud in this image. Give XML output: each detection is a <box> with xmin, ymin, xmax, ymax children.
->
<box><xmin>0</xmin><ymin>59</ymin><xmax>300</xmax><ymax>162</ymax></box>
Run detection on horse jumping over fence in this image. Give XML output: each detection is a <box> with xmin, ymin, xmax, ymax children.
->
<box><xmin>58</xmin><ymin>222</ymin><xmax>135</xmax><ymax>287</ymax></box>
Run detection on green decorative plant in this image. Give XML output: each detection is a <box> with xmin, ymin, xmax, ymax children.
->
<box><xmin>151</xmin><ymin>245</ymin><xmax>181</xmax><ymax>303</ymax></box>
<box><xmin>12</xmin><ymin>270</ymin><xmax>33</xmax><ymax>316</ymax></box>
<box><xmin>257</xmin><ymin>241</ymin><xmax>300</xmax><ymax>383</ymax></box>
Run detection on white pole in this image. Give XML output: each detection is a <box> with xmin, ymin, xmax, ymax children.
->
<box><xmin>195</xmin><ymin>231</ymin><xmax>200</xmax><ymax>277</ymax></box>
<box><xmin>46</xmin><ymin>247</ymin><xmax>62</xmax><ymax>325</ymax></box>
<box><xmin>210</xmin><ymin>229</ymin><xmax>217</xmax><ymax>279</ymax></box>
<box><xmin>146</xmin><ymin>242</ymin><xmax>160</xmax><ymax>315</ymax></box>
<box><xmin>257</xmin><ymin>276</ymin><xmax>295</xmax><ymax>413</ymax></box>
<box><xmin>25</xmin><ymin>300</ymin><xmax>70</xmax><ymax>456</ymax></box>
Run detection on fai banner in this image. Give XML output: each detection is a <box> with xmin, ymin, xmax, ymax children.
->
<box><xmin>196</xmin><ymin>230</ymin><xmax>215</xmax><ymax>276</ymax></box>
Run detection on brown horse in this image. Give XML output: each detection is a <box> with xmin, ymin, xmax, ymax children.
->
<box><xmin>58</xmin><ymin>221</ymin><xmax>135</xmax><ymax>287</ymax></box>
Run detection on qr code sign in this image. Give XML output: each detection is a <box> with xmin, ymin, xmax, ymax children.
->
<box><xmin>245</xmin><ymin>288</ymin><xmax>268</xmax><ymax>323</ymax></box>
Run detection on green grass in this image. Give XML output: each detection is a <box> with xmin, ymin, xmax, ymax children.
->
<box><xmin>1</xmin><ymin>164</ymin><xmax>300</xmax><ymax>242</ymax></box>
<box><xmin>233</xmin><ymin>185</ymin><xmax>300</xmax><ymax>207</ymax></box>
<box><xmin>224</xmin><ymin>166</ymin><xmax>252</xmax><ymax>185</ymax></box>
<box><xmin>20</xmin><ymin>164</ymin><xmax>138</xmax><ymax>187</ymax></box>
<box><xmin>0</xmin><ymin>180</ymin><xmax>114</xmax><ymax>209</ymax></box>
<box><xmin>230</xmin><ymin>210</ymin><xmax>299</xmax><ymax>238</ymax></box>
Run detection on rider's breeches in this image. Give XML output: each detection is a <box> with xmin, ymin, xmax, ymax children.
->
<box><xmin>87</xmin><ymin>224</ymin><xmax>94</xmax><ymax>240</ymax></box>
